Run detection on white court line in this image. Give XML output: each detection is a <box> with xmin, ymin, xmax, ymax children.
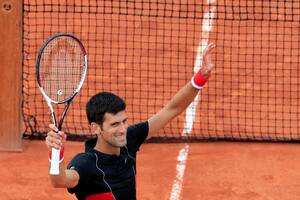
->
<box><xmin>169</xmin><ymin>2</ymin><xmax>217</xmax><ymax>200</ymax></box>
<box><xmin>169</xmin><ymin>144</ymin><xmax>189</xmax><ymax>200</ymax></box>
<box><xmin>182</xmin><ymin>0</ymin><xmax>216</xmax><ymax>136</ymax></box>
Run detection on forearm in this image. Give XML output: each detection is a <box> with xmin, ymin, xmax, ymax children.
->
<box><xmin>148</xmin><ymin>81</ymin><xmax>200</xmax><ymax>134</ymax></box>
<box><xmin>49</xmin><ymin>161</ymin><xmax>69</xmax><ymax>188</ymax></box>
<box><xmin>164</xmin><ymin>81</ymin><xmax>199</xmax><ymax>114</ymax></box>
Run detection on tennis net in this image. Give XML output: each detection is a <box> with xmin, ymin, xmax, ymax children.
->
<box><xmin>22</xmin><ymin>0</ymin><xmax>300</xmax><ymax>142</ymax></box>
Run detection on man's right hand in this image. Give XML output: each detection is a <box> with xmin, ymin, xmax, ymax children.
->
<box><xmin>45</xmin><ymin>124</ymin><xmax>67</xmax><ymax>151</ymax></box>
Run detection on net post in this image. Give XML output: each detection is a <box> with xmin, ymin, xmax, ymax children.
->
<box><xmin>0</xmin><ymin>0</ymin><xmax>23</xmax><ymax>151</ymax></box>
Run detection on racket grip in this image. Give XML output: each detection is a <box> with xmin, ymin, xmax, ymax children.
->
<box><xmin>49</xmin><ymin>148</ymin><xmax>61</xmax><ymax>175</ymax></box>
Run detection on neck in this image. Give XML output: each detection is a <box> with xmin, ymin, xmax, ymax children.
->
<box><xmin>94</xmin><ymin>137</ymin><xmax>121</xmax><ymax>156</ymax></box>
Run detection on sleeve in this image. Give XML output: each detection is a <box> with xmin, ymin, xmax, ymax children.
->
<box><xmin>67</xmin><ymin>152</ymin><xmax>94</xmax><ymax>194</ymax></box>
<box><xmin>126</xmin><ymin>121</ymin><xmax>149</xmax><ymax>153</ymax></box>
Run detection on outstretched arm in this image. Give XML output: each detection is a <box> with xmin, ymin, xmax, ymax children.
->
<box><xmin>148</xmin><ymin>42</ymin><xmax>215</xmax><ymax>135</ymax></box>
<box><xmin>45</xmin><ymin>124</ymin><xmax>79</xmax><ymax>188</ymax></box>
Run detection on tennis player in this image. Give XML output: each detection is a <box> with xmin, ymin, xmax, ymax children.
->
<box><xmin>45</xmin><ymin>42</ymin><xmax>216</xmax><ymax>200</ymax></box>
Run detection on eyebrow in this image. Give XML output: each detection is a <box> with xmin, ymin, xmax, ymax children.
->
<box><xmin>110</xmin><ymin>118</ymin><xmax>128</xmax><ymax>126</ymax></box>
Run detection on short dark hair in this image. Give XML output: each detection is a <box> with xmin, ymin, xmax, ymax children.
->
<box><xmin>86</xmin><ymin>92</ymin><xmax>126</xmax><ymax>125</ymax></box>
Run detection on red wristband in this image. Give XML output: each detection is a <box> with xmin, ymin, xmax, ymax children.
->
<box><xmin>191</xmin><ymin>70</ymin><xmax>210</xmax><ymax>89</ymax></box>
<box><xmin>48</xmin><ymin>148</ymin><xmax>64</xmax><ymax>163</ymax></box>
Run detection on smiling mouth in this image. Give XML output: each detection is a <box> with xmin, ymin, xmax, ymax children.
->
<box><xmin>115</xmin><ymin>134</ymin><xmax>126</xmax><ymax>139</ymax></box>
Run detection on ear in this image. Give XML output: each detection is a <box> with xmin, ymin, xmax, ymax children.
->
<box><xmin>90</xmin><ymin>122</ymin><xmax>102</xmax><ymax>134</ymax></box>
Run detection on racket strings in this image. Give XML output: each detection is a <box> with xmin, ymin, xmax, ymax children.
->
<box><xmin>40</xmin><ymin>37</ymin><xmax>84</xmax><ymax>102</ymax></box>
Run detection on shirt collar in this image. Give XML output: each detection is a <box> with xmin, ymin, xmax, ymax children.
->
<box><xmin>84</xmin><ymin>137</ymin><xmax>126</xmax><ymax>164</ymax></box>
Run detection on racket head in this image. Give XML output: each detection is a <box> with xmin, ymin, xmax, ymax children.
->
<box><xmin>36</xmin><ymin>33</ymin><xmax>87</xmax><ymax>104</ymax></box>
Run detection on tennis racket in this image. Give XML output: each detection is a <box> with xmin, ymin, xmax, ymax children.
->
<box><xmin>36</xmin><ymin>33</ymin><xmax>87</xmax><ymax>175</ymax></box>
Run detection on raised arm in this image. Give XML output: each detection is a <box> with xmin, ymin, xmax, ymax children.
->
<box><xmin>148</xmin><ymin>42</ymin><xmax>215</xmax><ymax>135</ymax></box>
<box><xmin>45</xmin><ymin>124</ymin><xmax>79</xmax><ymax>188</ymax></box>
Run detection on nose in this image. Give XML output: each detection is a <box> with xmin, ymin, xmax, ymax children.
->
<box><xmin>119</xmin><ymin>123</ymin><xmax>128</xmax><ymax>134</ymax></box>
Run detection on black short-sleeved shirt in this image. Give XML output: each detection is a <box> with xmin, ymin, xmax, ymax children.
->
<box><xmin>67</xmin><ymin>121</ymin><xmax>149</xmax><ymax>200</ymax></box>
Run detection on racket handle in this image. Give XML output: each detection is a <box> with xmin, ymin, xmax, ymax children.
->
<box><xmin>49</xmin><ymin>148</ymin><xmax>61</xmax><ymax>175</ymax></box>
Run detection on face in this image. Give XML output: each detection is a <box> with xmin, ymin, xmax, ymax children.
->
<box><xmin>98</xmin><ymin>111</ymin><xmax>128</xmax><ymax>148</ymax></box>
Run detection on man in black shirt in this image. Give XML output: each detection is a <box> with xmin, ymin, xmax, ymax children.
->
<box><xmin>45</xmin><ymin>43</ymin><xmax>215</xmax><ymax>200</ymax></box>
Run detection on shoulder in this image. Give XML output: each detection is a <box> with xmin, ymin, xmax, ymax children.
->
<box><xmin>67</xmin><ymin>152</ymin><xmax>98</xmax><ymax>187</ymax></box>
<box><xmin>68</xmin><ymin>152</ymin><xmax>95</xmax><ymax>169</ymax></box>
<box><xmin>71</xmin><ymin>152</ymin><xmax>95</xmax><ymax>161</ymax></box>
<box><xmin>126</xmin><ymin>121</ymin><xmax>149</xmax><ymax>152</ymax></box>
<box><xmin>127</xmin><ymin>121</ymin><xmax>149</xmax><ymax>135</ymax></box>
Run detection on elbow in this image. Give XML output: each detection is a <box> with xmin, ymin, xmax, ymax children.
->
<box><xmin>50</xmin><ymin>181</ymin><xmax>63</xmax><ymax>188</ymax></box>
<box><xmin>50</xmin><ymin>177</ymin><xmax>65</xmax><ymax>188</ymax></box>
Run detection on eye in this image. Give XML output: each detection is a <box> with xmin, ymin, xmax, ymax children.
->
<box><xmin>111</xmin><ymin>122</ymin><xmax>119</xmax><ymax>127</ymax></box>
